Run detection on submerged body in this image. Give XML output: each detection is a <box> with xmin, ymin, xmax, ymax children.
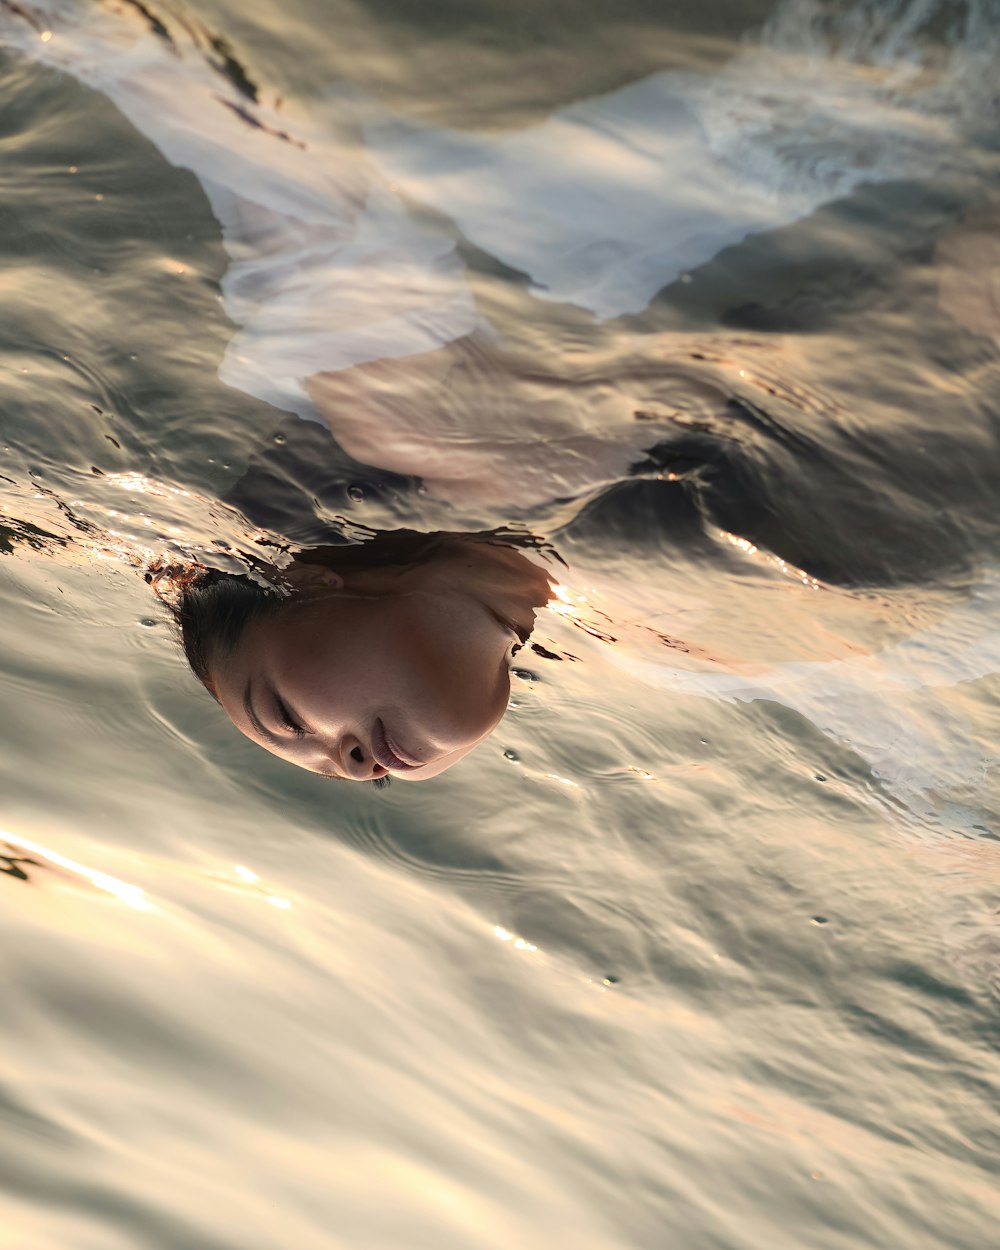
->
<box><xmin>2</xmin><ymin>0</ymin><xmax>999</xmax><ymax>821</ymax></box>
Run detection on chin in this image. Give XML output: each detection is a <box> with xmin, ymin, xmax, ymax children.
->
<box><xmin>402</xmin><ymin>751</ymin><xmax>475</xmax><ymax>780</ymax></box>
<box><xmin>403</xmin><ymin>729</ymin><xmax>496</xmax><ymax>780</ymax></box>
<box><xmin>402</xmin><ymin>675</ymin><xmax>509</xmax><ymax>780</ymax></box>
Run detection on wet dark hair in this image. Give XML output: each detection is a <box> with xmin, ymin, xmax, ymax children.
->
<box><xmin>148</xmin><ymin>564</ymin><xmax>285</xmax><ymax>697</ymax></box>
<box><xmin>151</xmin><ymin>526</ymin><xmax>551</xmax><ymax>698</ymax></box>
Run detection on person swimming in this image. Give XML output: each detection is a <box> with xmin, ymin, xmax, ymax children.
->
<box><xmin>2</xmin><ymin>0</ymin><xmax>998</xmax><ymax>796</ymax></box>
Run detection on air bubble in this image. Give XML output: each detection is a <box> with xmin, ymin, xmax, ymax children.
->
<box><xmin>272</xmin><ymin>432</ymin><xmax>286</xmax><ymax>445</ymax></box>
<box><xmin>347</xmin><ymin>485</ymin><xmax>365</xmax><ymax>503</ymax></box>
<box><xmin>503</xmin><ymin>749</ymin><xmax>519</xmax><ymax>761</ymax></box>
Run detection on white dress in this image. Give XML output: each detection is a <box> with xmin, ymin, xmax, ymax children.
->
<box><xmin>3</xmin><ymin>0</ymin><xmax>996</xmax><ymax>420</ymax></box>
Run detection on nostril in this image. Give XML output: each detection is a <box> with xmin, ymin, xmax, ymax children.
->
<box><xmin>350</xmin><ymin>746</ymin><xmax>364</xmax><ymax>764</ymax></box>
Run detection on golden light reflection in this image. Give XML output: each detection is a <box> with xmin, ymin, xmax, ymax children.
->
<box><xmin>0</xmin><ymin>830</ymin><xmax>152</xmax><ymax>911</ymax></box>
<box><xmin>549</xmin><ymin>582</ymin><xmax>577</xmax><ymax>613</ymax></box>
<box><xmin>723</xmin><ymin>533</ymin><xmax>759</xmax><ymax>556</ymax></box>
<box><xmin>493</xmin><ymin>925</ymin><xmax>538</xmax><ymax>952</ymax></box>
<box><xmin>228</xmin><ymin>864</ymin><xmax>293</xmax><ymax>911</ymax></box>
<box><xmin>547</xmin><ymin>583</ymin><xmax>618</xmax><ymax>641</ymax></box>
<box><xmin>545</xmin><ymin>773</ymin><xmax>580</xmax><ymax>789</ymax></box>
<box><xmin>550</xmin><ymin>582</ymin><xmax>594</xmax><ymax>606</ymax></box>
<box><xmin>104</xmin><ymin>471</ymin><xmax>190</xmax><ymax>499</ymax></box>
<box><xmin>719</xmin><ymin>529</ymin><xmax>821</xmax><ymax>588</ymax></box>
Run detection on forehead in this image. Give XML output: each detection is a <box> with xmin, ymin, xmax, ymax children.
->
<box><xmin>220</xmin><ymin>593</ymin><xmax>320</xmax><ymax>663</ymax></box>
<box><xmin>209</xmin><ymin>590</ymin><xmax>377</xmax><ymax>715</ymax></box>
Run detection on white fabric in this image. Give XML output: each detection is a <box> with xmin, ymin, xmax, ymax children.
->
<box><xmin>607</xmin><ymin>566</ymin><xmax>1000</xmax><ymax>834</ymax></box>
<box><xmin>362</xmin><ymin>0</ymin><xmax>999</xmax><ymax>317</ymax></box>
<box><xmin>0</xmin><ymin>0</ymin><xmax>482</xmax><ymax>418</ymax></box>
<box><xmin>4</xmin><ymin>0</ymin><xmax>996</xmax><ymax>412</ymax></box>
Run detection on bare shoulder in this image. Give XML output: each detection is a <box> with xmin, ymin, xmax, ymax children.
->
<box><xmin>303</xmin><ymin>328</ymin><xmax>785</xmax><ymax>509</ymax></box>
<box><xmin>304</xmin><ymin>333</ymin><xmax>643</xmax><ymax>508</ymax></box>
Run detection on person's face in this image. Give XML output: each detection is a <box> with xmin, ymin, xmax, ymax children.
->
<box><xmin>210</xmin><ymin>577</ymin><xmax>515</xmax><ymax>782</ymax></box>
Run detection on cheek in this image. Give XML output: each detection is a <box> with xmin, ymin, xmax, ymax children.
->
<box><xmin>271</xmin><ymin>600</ymin><xmax>510</xmax><ymax>744</ymax></box>
<box><xmin>387</xmin><ymin>637</ymin><xmax>510</xmax><ymax>756</ymax></box>
<box><xmin>265</xmin><ymin>617</ymin><xmax>374</xmax><ymax>716</ymax></box>
<box><xmin>385</xmin><ymin>607</ymin><xmax>450</xmax><ymax>667</ymax></box>
<box><xmin>274</xmin><ymin>611</ymin><xmax>440</xmax><ymax>726</ymax></box>
<box><xmin>435</xmin><ymin>662</ymin><xmax>510</xmax><ymax>743</ymax></box>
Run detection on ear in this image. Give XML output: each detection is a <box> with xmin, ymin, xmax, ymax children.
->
<box><xmin>284</xmin><ymin>562</ymin><xmax>345</xmax><ymax>591</ymax></box>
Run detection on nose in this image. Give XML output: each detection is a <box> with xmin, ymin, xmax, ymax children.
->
<box><xmin>339</xmin><ymin>733</ymin><xmax>388</xmax><ymax>782</ymax></box>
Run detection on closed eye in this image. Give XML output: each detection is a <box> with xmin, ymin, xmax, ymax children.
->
<box><xmin>274</xmin><ymin>694</ymin><xmax>307</xmax><ymax>738</ymax></box>
<box><xmin>243</xmin><ymin>680</ymin><xmax>316</xmax><ymax>751</ymax></box>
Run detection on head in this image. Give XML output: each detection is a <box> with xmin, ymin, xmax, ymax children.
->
<box><xmin>153</xmin><ymin>536</ymin><xmax>543</xmax><ymax>782</ymax></box>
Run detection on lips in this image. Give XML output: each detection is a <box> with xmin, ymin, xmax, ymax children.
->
<box><xmin>371</xmin><ymin>718</ymin><xmax>423</xmax><ymax>773</ymax></box>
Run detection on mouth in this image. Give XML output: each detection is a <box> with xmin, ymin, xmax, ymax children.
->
<box><xmin>371</xmin><ymin>718</ymin><xmax>424</xmax><ymax>773</ymax></box>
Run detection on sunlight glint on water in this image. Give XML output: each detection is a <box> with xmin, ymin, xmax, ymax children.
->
<box><xmin>0</xmin><ymin>0</ymin><xmax>998</xmax><ymax>1247</ymax></box>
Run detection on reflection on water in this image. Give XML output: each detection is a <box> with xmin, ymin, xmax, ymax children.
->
<box><xmin>1</xmin><ymin>0</ymin><xmax>999</xmax><ymax>1246</ymax></box>
<box><xmin>1</xmin><ymin>828</ymin><xmax>151</xmax><ymax>908</ymax></box>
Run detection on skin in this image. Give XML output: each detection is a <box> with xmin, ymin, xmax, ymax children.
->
<box><xmin>210</xmin><ymin>202</ymin><xmax>1000</xmax><ymax>781</ymax></box>
<box><xmin>303</xmin><ymin>331</ymin><xmax>730</xmax><ymax>508</ymax></box>
<box><xmin>209</xmin><ymin>542</ymin><xmax>552</xmax><ymax>782</ymax></box>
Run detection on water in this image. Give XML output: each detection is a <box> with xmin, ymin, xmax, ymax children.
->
<box><xmin>1</xmin><ymin>1</ymin><xmax>999</xmax><ymax>1246</ymax></box>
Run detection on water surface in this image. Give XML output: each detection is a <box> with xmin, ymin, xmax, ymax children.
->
<box><xmin>1</xmin><ymin>1</ymin><xmax>999</xmax><ymax>1247</ymax></box>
